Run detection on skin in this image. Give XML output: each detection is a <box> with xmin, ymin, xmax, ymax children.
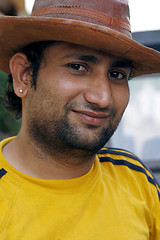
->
<box><xmin>2</xmin><ymin>42</ymin><xmax>131</xmax><ymax>179</ymax></box>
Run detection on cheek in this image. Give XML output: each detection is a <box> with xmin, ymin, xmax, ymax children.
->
<box><xmin>36</xmin><ymin>75</ymin><xmax>84</xmax><ymax>116</ymax></box>
<box><xmin>38</xmin><ymin>65</ymin><xmax>88</xmax><ymax>102</ymax></box>
<box><xmin>53</xmin><ymin>74</ymin><xmax>85</xmax><ymax>100</ymax></box>
<box><xmin>113</xmin><ymin>84</ymin><xmax>130</xmax><ymax>112</ymax></box>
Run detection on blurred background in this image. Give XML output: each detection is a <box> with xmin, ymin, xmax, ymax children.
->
<box><xmin>0</xmin><ymin>0</ymin><xmax>160</xmax><ymax>181</ymax></box>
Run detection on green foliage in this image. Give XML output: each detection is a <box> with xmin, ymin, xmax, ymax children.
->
<box><xmin>0</xmin><ymin>71</ymin><xmax>21</xmax><ymax>139</ymax></box>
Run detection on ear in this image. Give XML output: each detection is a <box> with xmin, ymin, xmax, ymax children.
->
<box><xmin>9</xmin><ymin>53</ymin><xmax>33</xmax><ymax>98</ymax></box>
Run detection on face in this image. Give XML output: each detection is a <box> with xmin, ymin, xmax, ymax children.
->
<box><xmin>24</xmin><ymin>42</ymin><xmax>130</xmax><ymax>156</ymax></box>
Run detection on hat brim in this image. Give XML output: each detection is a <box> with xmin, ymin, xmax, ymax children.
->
<box><xmin>0</xmin><ymin>16</ymin><xmax>160</xmax><ymax>76</ymax></box>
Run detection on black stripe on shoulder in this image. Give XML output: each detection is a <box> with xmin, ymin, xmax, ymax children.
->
<box><xmin>0</xmin><ymin>168</ymin><xmax>7</xmax><ymax>178</ymax></box>
<box><xmin>98</xmin><ymin>147</ymin><xmax>160</xmax><ymax>189</ymax></box>
<box><xmin>99</xmin><ymin>156</ymin><xmax>160</xmax><ymax>201</ymax></box>
<box><xmin>157</xmin><ymin>188</ymin><xmax>160</xmax><ymax>201</ymax></box>
<box><xmin>98</xmin><ymin>148</ymin><xmax>139</xmax><ymax>161</ymax></box>
<box><xmin>99</xmin><ymin>156</ymin><xmax>155</xmax><ymax>185</ymax></box>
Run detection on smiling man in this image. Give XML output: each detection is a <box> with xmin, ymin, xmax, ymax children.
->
<box><xmin>0</xmin><ymin>0</ymin><xmax>160</xmax><ymax>239</ymax></box>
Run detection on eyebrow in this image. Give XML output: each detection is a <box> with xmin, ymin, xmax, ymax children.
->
<box><xmin>63</xmin><ymin>54</ymin><xmax>99</xmax><ymax>64</ymax></box>
<box><xmin>111</xmin><ymin>60</ymin><xmax>132</xmax><ymax>69</ymax></box>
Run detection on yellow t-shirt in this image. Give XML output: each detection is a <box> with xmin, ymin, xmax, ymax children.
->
<box><xmin>0</xmin><ymin>137</ymin><xmax>159</xmax><ymax>239</ymax></box>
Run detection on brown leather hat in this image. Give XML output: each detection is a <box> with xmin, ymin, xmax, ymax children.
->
<box><xmin>0</xmin><ymin>0</ymin><xmax>160</xmax><ymax>76</ymax></box>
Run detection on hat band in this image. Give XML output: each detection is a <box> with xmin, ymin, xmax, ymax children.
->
<box><xmin>32</xmin><ymin>6</ymin><xmax>131</xmax><ymax>37</ymax></box>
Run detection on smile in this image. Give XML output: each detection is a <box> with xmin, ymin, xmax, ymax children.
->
<box><xmin>72</xmin><ymin>110</ymin><xmax>109</xmax><ymax>126</ymax></box>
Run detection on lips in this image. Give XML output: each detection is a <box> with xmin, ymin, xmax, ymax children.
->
<box><xmin>72</xmin><ymin>110</ymin><xmax>109</xmax><ymax>126</ymax></box>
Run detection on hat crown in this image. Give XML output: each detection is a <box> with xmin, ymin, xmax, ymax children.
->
<box><xmin>31</xmin><ymin>0</ymin><xmax>131</xmax><ymax>37</ymax></box>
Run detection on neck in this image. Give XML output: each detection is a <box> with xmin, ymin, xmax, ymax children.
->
<box><xmin>2</xmin><ymin>131</ymin><xmax>96</xmax><ymax>179</ymax></box>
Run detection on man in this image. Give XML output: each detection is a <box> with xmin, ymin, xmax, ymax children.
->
<box><xmin>0</xmin><ymin>0</ymin><xmax>159</xmax><ymax>239</ymax></box>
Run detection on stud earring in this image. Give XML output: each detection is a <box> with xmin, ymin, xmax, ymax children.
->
<box><xmin>19</xmin><ymin>89</ymin><xmax>23</xmax><ymax>93</ymax></box>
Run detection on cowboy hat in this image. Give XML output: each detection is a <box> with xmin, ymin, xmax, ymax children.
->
<box><xmin>0</xmin><ymin>0</ymin><xmax>160</xmax><ymax>77</ymax></box>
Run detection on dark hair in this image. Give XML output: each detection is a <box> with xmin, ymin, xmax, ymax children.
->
<box><xmin>4</xmin><ymin>41</ymin><xmax>55</xmax><ymax>119</ymax></box>
<box><xmin>0</xmin><ymin>2</ymin><xmax>17</xmax><ymax>16</ymax></box>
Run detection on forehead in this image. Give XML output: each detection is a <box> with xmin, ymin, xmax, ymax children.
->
<box><xmin>44</xmin><ymin>42</ymin><xmax>131</xmax><ymax>66</ymax></box>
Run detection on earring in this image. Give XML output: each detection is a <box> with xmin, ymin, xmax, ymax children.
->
<box><xmin>19</xmin><ymin>89</ymin><xmax>23</xmax><ymax>93</ymax></box>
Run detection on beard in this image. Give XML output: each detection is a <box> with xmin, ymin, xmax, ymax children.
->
<box><xmin>27</xmin><ymin>101</ymin><xmax>121</xmax><ymax>161</ymax></box>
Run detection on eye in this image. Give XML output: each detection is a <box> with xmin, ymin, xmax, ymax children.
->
<box><xmin>108</xmin><ymin>70</ymin><xmax>126</xmax><ymax>80</ymax></box>
<box><xmin>68</xmin><ymin>63</ymin><xmax>87</xmax><ymax>71</ymax></box>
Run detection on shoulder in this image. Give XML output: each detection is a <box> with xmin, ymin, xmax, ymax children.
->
<box><xmin>97</xmin><ymin>147</ymin><xmax>160</xmax><ymax>201</ymax></box>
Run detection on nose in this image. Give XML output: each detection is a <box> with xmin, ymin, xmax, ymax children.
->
<box><xmin>83</xmin><ymin>74</ymin><xmax>112</xmax><ymax>108</ymax></box>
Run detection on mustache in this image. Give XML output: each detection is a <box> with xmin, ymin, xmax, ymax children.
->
<box><xmin>64</xmin><ymin>101</ymin><xmax>116</xmax><ymax>115</ymax></box>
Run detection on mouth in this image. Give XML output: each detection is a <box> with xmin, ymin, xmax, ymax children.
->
<box><xmin>72</xmin><ymin>110</ymin><xmax>109</xmax><ymax>126</ymax></box>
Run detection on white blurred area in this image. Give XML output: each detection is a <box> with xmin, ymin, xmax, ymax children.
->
<box><xmin>110</xmin><ymin>74</ymin><xmax>160</xmax><ymax>161</ymax></box>
<box><xmin>25</xmin><ymin>0</ymin><xmax>160</xmax><ymax>32</ymax></box>
<box><xmin>25</xmin><ymin>0</ymin><xmax>34</xmax><ymax>14</ymax></box>
<box><xmin>129</xmin><ymin>0</ymin><xmax>160</xmax><ymax>32</ymax></box>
